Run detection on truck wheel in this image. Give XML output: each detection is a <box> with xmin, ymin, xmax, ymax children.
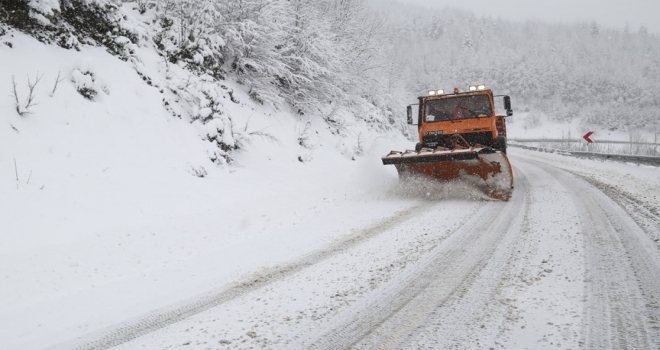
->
<box><xmin>497</xmin><ymin>136</ymin><xmax>507</xmax><ymax>154</ymax></box>
<box><xmin>415</xmin><ymin>143</ymin><xmax>422</xmax><ymax>152</ymax></box>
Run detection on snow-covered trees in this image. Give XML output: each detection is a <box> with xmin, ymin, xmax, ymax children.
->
<box><xmin>152</xmin><ymin>0</ymin><xmax>225</xmax><ymax>79</ymax></box>
<box><xmin>275</xmin><ymin>0</ymin><xmax>342</xmax><ymax>113</ymax></box>
<box><xmin>214</xmin><ymin>0</ymin><xmax>287</xmax><ymax>105</ymax></box>
<box><xmin>4</xmin><ymin>0</ymin><xmax>657</xmax><ymax>136</ymax></box>
<box><xmin>147</xmin><ymin>0</ymin><xmax>391</xmax><ymax>117</ymax></box>
<box><xmin>0</xmin><ymin>0</ymin><xmax>140</xmax><ymax>52</ymax></box>
<box><xmin>373</xmin><ymin>3</ymin><xmax>660</xmax><ymax>132</ymax></box>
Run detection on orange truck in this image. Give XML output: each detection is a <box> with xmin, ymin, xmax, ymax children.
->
<box><xmin>382</xmin><ymin>85</ymin><xmax>514</xmax><ymax>200</ymax></box>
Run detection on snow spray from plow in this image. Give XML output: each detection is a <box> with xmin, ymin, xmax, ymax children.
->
<box><xmin>382</xmin><ymin>146</ymin><xmax>513</xmax><ymax>201</ymax></box>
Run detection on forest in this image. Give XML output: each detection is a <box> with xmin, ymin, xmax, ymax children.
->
<box><xmin>2</xmin><ymin>0</ymin><xmax>659</xmax><ymax>136</ymax></box>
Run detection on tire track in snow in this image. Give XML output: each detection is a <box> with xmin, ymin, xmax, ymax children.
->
<box><xmin>482</xmin><ymin>157</ymin><xmax>587</xmax><ymax>349</ymax></box>
<box><xmin>570</xmin><ymin>172</ymin><xmax>660</xmax><ymax>254</ymax></box>
<box><xmin>382</xmin><ymin>169</ymin><xmax>531</xmax><ymax>349</ymax></box>
<box><xmin>515</xmin><ymin>150</ymin><xmax>660</xmax><ymax>253</ymax></box>
<box><xmin>50</xmin><ymin>201</ymin><xmax>439</xmax><ymax>350</ymax></box>
<box><xmin>112</xmin><ymin>196</ymin><xmax>489</xmax><ymax>349</ymax></box>
<box><xmin>393</xmin><ymin>166</ymin><xmax>535</xmax><ymax>349</ymax></box>
<box><xmin>300</xmin><ymin>171</ymin><xmax>531</xmax><ymax>349</ymax></box>
<box><xmin>528</xmin><ymin>160</ymin><xmax>660</xmax><ymax>349</ymax></box>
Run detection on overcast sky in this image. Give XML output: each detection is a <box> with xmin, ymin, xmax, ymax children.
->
<box><xmin>395</xmin><ymin>0</ymin><xmax>659</xmax><ymax>34</ymax></box>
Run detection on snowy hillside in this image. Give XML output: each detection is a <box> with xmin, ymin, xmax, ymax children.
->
<box><xmin>0</xmin><ymin>32</ymin><xmax>413</xmax><ymax>350</ymax></box>
<box><xmin>0</xmin><ymin>2</ymin><xmax>411</xmax><ymax>347</ymax></box>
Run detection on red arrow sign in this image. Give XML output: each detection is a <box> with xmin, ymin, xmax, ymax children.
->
<box><xmin>583</xmin><ymin>131</ymin><xmax>594</xmax><ymax>143</ymax></box>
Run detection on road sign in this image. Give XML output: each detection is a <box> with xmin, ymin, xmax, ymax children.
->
<box><xmin>583</xmin><ymin>131</ymin><xmax>594</xmax><ymax>143</ymax></box>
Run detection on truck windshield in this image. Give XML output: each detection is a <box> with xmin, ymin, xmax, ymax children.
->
<box><xmin>425</xmin><ymin>95</ymin><xmax>492</xmax><ymax>122</ymax></box>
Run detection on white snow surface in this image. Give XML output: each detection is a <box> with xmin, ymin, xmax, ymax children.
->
<box><xmin>2</xmin><ymin>30</ymin><xmax>660</xmax><ymax>350</ymax></box>
<box><xmin>0</xmin><ymin>32</ymin><xmax>411</xmax><ymax>349</ymax></box>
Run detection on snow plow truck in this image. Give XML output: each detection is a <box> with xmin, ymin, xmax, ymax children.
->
<box><xmin>382</xmin><ymin>84</ymin><xmax>514</xmax><ymax>201</ymax></box>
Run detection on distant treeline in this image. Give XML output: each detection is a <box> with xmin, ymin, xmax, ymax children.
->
<box><xmin>376</xmin><ymin>0</ymin><xmax>660</xmax><ymax>131</ymax></box>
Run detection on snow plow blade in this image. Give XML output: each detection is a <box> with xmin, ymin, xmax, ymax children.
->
<box><xmin>382</xmin><ymin>147</ymin><xmax>514</xmax><ymax>201</ymax></box>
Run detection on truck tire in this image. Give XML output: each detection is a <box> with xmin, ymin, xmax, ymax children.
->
<box><xmin>497</xmin><ymin>136</ymin><xmax>507</xmax><ymax>154</ymax></box>
<box><xmin>415</xmin><ymin>143</ymin><xmax>422</xmax><ymax>152</ymax></box>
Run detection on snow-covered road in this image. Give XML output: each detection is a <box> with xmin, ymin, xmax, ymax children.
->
<box><xmin>42</xmin><ymin>149</ymin><xmax>660</xmax><ymax>350</ymax></box>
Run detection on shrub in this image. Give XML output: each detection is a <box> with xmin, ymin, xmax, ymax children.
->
<box><xmin>76</xmin><ymin>86</ymin><xmax>97</xmax><ymax>100</ymax></box>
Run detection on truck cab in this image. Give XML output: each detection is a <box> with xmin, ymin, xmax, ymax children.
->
<box><xmin>407</xmin><ymin>85</ymin><xmax>513</xmax><ymax>153</ymax></box>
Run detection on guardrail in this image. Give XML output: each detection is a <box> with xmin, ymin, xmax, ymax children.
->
<box><xmin>509</xmin><ymin>143</ymin><xmax>660</xmax><ymax>166</ymax></box>
<box><xmin>510</xmin><ymin>138</ymin><xmax>660</xmax><ymax>146</ymax></box>
<box><xmin>570</xmin><ymin>151</ymin><xmax>660</xmax><ymax>166</ymax></box>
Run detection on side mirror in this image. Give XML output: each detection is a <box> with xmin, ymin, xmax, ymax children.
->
<box><xmin>407</xmin><ymin>105</ymin><xmax>413</xmax><ymax>125</ymax></box>
<box><xmin>503</xmin><ymin>96</ymin><xmax>513</xmax><ymax>116</ymax></box>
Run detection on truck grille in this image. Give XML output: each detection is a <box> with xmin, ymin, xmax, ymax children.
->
<box><xmin>422</xmin><ymin>131</ymin><xmax>493</xmax><ymax>148</ymax></box>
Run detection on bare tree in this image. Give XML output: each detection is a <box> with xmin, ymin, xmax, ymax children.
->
<box><xmin>49</xmin><ymin>71</ymin><xmax>65</xmax><ymax>97</ymax></box>
<box><xmin>11</xmin><ymin>73</ymin><xmax>43</xmax><ymax>115</ymax></box>
<box><xmin>10</xmin><ymin>76</ymin><xmax>20</xmax><ymax>114</ymax></box>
